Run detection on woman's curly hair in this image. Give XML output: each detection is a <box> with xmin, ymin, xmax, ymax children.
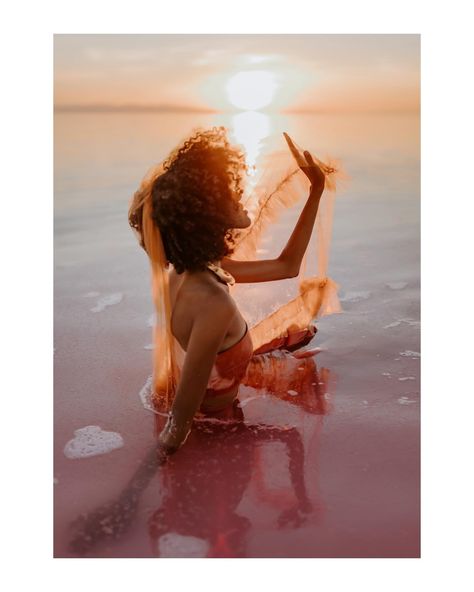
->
<box><xmin>129</xmin><ymin>126</ymin><xmax>248</xmax><ymax>274</ymax></box>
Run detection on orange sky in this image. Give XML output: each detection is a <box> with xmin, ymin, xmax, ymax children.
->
<box><xmin>54</xmin><ymin>34</ymin><xmax>419</xmax><ymax>113</ymax></box>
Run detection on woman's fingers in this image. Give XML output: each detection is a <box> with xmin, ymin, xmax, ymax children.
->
<box><xmin>304</xmin><ymin>150</ymin><xmax>316</xmax><ymax>167</ymax></box>
<box><xmin>284</xmin><ymin>133</ymin><xmax>326</xmax><ymax>187</ymax></box>
<box><xmin>283</xmin><ymin>132</ymin><xmax>306</xmax><ymax>168</ymax></box>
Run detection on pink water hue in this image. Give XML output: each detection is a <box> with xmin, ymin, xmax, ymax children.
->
<box><xmin>54</xmin><ymin>111</ymin><xmax>419</xmax><ymax>557</ymax></box>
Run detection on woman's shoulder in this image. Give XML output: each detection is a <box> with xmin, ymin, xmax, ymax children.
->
<box><xmin>169</xmin><ymin>266</ymin><xmax>236</xmax><ymax>314</ymax></box>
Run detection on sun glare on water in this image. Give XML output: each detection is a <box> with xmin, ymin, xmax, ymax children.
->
<box><xmin>226</xmin><ymin>70</ymin><xmax>277</xmax><ymax>111</ymax></box>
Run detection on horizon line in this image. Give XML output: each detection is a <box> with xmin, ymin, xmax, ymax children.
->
<box><xmin>54</xmin><ymin>104</ymin><xmax>219</xmax><ymax>114</ymax></box>
<box><xmin>54</xmin><ymin>103</ymin><xmax>419</xmax><ymax>115</ymax></box>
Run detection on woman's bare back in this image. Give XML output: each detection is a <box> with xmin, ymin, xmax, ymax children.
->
<box><xmin>168</xmin><ymin>266</ymin><xmax>247</xmax><ymax>354</ymax></box>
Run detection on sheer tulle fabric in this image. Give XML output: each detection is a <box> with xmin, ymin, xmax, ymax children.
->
<box><xmin>128</xmin><ymin>134</ymin><xmax>343</xmax><ymax>415</ymax></box>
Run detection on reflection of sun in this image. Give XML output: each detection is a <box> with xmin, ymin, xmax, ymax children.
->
<box><xmin>231</xmin><ymin>111</ymin><xmax>271</xmax><ymax>170</ymax></box>
<box><xmin>226</xmin><ymin>70</ymin><xmax>277</xmax><ymax>111</ymax></box>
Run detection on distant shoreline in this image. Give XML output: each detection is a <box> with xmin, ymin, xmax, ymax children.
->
<box><xmin>54</xmin><ymin>105</ymin><xmax>419</xmax><ymax>115</ymax></box>
<box><xmin>54</xmin><ymin>104</ymin><xmax>219</xmax><ymax>114</ymax></box>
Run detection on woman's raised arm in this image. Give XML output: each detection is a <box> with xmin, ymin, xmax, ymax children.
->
<box><xmin>278</xmin><ymin>133</ymin><xmax>327</xmax><ymax>276</ymax></box>
<box><xmin>158</xmin><ymin>293</ymin><xmax>235</xmax><ymax>453</ymax></box>
<box><xmin>221</xmin><ymin>184</ymin><xmax>323</xmax><ymax>283</ymax></box>
<box><xmin>221</xmin><ymin>133</ymin><xmax>326</xmax><ymax>283</ymax></box>
<box><xmin>277</xmin><ymin>183</ymin><xmax>324</xmax><ymax>276</ymax></box>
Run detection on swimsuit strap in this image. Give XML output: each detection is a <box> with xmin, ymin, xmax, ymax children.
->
<box><xmin>217</xmin><ymin>322</ymin><xmax>249</xmax><ymax>355</ymax></box>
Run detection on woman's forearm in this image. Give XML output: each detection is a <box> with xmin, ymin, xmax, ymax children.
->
<box><xmin>278</xmin><ymin>183</ymin><xmax>324</xmax><ymax>276</ymax></box>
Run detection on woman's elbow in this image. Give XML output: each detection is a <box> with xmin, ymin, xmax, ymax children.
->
<box><xmin>278</xmin><ymin>256</ymin><xmax>299</xmax><ymax>279</ymax></box>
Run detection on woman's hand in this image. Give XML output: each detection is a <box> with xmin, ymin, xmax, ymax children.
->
<box><xmin>283</xmin><ymin>132</ymin><xmax>325</xmax><ymax>190</ymax></box>
<box><xmin>157</xmin><ymin>412</ymin><xmax>192</xmax><ymax>455</ymax></box>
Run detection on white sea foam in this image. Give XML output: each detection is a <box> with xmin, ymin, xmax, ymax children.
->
<box><xmin>139</xmin><ymin>374</ymin><xmax>248</xmax><ymax>423</ymax></box>
<box><xmin>400</xmin><ymin>350</ymin><xmax>421</xmax><ymax>358</ymax></box>
<box><xmin>83</xmin><ymin>291</ymin><xmax>100</xmax><ymax>298</ymax></box>
<box><xmin>90</xmin><ymin>292</ymin><xmax>123</xmax><ymax>313</ymax></box>
<box><xmin>386</xmin><ymin>281</ymin><xmax>408</xmax><ymax>290</ymax></box>
<box><xmin>384</xmin><ymin>321</ymin><xmax>402</xmax><ymax>329</ymax></box>
<box><xmin>339</xmin><ymin>291</ymin><xmax>371</xmax><ymax>303</ymax></box>
<box><xmin>63</xmin><ymin>426</ymin><xmax>124</xmax><ymax>459</ymax></box>
<box><xmin>398</xmin><ymin>376</ymin><xmax>416</xmax><ymax>381</ymax></box>
<box><xmin>398</xmin><ymin>396</ymin><xmax>417</xmax><ymax>405</ymax></box>
<box><xmin>139</xmin><ymin>375</ymin><xmax>155</xmax><ymax>413</ymax></box>
<box><xmin>383</xmin><ymin>318</ymin><xmax>420</xmax><ymax>329</ymax></box>
<box><xmin>143</xmin><ymin>344</ymin><xmax>154</xmax><ymax>350</ymax></box>
<box><xmin>158</xmin><ymin>533</ymin><xmax>210</xmax><ymax>558</ymax></box>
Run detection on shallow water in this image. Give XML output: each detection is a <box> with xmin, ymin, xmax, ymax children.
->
<box><xmin>54</xmin><ymin>111</ymin><xmax>419</xmax><ymax>557</ymax></box>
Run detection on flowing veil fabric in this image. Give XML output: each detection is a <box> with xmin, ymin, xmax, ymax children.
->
<box><xmin>228</xmin><ymin>136</ymin><xmax>342</xmax><ymax>355</ymax></box>
<box><xmin>129</xmin><ymin>130</ymin><xmax>344</xmax><ymax>417</ymax></box>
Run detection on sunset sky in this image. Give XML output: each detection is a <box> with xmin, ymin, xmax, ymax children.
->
<box><xmin>54</xmin><ymin>34</ymin><xmax>419</xmax><ymax>113</ymax></box>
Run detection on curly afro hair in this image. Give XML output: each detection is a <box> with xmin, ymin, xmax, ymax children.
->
<box><xmin>131</xmin><ymin>126</ymin><xmax>248</xmax><ymax>274</ymax></box>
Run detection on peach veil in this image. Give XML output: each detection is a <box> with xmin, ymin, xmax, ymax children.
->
<box><xmin>128</xmin><ymin>132</ymin><xmax>343</xmax><ymax>415</ymax></box>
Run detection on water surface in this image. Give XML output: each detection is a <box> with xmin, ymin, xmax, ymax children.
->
<box><xmin>54</xmin><ymin>110</ymin><xmax>419</xmax><ymax>557</ymax></box>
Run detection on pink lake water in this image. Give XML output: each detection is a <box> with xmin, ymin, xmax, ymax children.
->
<box><xmin>54</xmin><ymin>110</ymin><xmax>420</xmax><ymax>557</ymax></box>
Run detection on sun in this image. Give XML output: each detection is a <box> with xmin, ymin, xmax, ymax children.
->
<box><xmin>226</xmin><ymin>70</ymin><xmax>277</xmax><ymax>111</ymax></box>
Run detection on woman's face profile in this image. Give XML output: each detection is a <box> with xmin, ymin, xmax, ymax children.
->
<box><xmin>228</xmin><ymin>190</ymin><xmax>251</xmax><ymax>229</ymax></box>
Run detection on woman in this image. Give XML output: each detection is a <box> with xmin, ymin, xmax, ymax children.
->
<box><xmin>129</xmin><ymin>127</ymin><xmax>330</xmax><ymax>457</ymax></box>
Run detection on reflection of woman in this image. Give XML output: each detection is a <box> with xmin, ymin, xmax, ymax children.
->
<box><xmin>149</xmin><ymin>416</ymin><xmax>313</xmax><ymax>558</ymax></box>
<box><xmin>69</xmin><ymin>363</ymin><xmax>330</xmax><ymax>557</ymax></box>
<box><xmin>128</xmin><ymin>127</ymin><xmax>331</xmax><ymax>456</ymax></box>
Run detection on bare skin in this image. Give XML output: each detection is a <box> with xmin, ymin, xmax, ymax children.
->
<box><xmin>159</xmin><ymin>133</ymin><xmax>326</xmax><ymax>453</ymax></box>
